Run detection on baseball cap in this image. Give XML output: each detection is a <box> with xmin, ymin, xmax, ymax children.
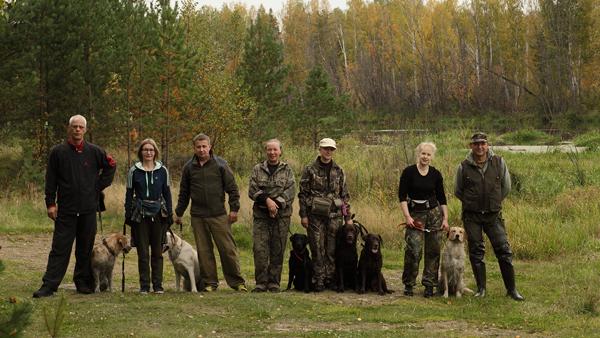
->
<box><xmin>470</xmin><ymin>132</ymin><xmax>488</xmax><ymax>143</ymax></box>
<box><xmin>318</xmin><ymin>138</ymin><xmax>337</xmax><ymax>149</ymax></box>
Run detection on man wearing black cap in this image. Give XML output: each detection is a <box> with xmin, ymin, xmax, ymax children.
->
<box><xmin>454</xmin><ymin>132</ymin><xmax>524</xmax><ymax>301</ymax></box>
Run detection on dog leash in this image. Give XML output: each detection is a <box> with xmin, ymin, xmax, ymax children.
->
<box><xmin>397</xmin><ymin>222</ymin><xmax>434</xmax><ymax>233</ymax></box>
<box><xmin>121</xmin><ymin>222</ymin><xmax>126</xmax><ymax>292</ymax></box>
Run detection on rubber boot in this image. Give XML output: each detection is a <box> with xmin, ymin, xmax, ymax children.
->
<box><xmin>472</xmin><ymin>262</ymin><xmax>486</xmax><ymax>297</ymax></box>
<box><xmin>499</xmin><ymin>260</ymin><xmax>525</xmax><ymax>301</ymax></box>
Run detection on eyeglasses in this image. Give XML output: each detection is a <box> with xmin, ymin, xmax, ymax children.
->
<box><xmin>141</xmin><ymin>148</ymin><xmax>155</xmax><ymax>153</ymax></box>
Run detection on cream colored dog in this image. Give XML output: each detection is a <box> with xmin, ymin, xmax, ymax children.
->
<box><xmin>91</xmin><ymin>233</ymin><xmax>131</xmax><ymax>292</ymax></box>
<box><xmin>164</xmin><ymin>232</ymin><xmax>203</xmax><ymax>292</ymax></box>
<box><xmin>439</xmin><ymin>227</ymin><xmax>473</xmax><ymax>298</ymax></box>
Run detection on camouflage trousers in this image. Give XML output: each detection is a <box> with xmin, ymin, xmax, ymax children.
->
<box><xmin>402</xmin><ymin>207</ymin><xmax>444</xmax><ymax>288</ymax></box>
<box><xmin>307</xmin><ymin>215</ymin><xmax>343</xmax><ymax>287</ymax></box>
<box><xmin>252</xmin><ymin>215</ymin><xmax>290</xmax><ymax>288</ymax></box>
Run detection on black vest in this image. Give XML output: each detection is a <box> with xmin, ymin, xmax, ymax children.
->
<box><xmin>460</xmin><ymin>155</ymin><xmax>503</xmax><ymax>212</ymax></box>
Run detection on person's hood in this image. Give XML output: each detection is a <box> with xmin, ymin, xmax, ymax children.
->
<box><xmin>134</xmin><ymin>161</ymin><xmax>163</xmax><ymax>171</ymax></box>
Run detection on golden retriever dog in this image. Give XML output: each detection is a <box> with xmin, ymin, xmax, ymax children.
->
<box><xmin>439</xmin><ymin>227</ymin><xmax>473</xmax><ymax>298</ymax></box>
<box><xmin>91</xmin><ymin>233</ymin><xmax>131</xmax><ymax>292</ymax></box>
<box><xmin>164</xmin><ymin>232</ymin><xmax>203</xmax><ymax>292</ymax></box>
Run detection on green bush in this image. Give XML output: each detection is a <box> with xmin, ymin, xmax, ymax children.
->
<box><xmin>497</xmin><ymin>129</ymin><xmax>559</xmax><ymax>145</ymax></box>
<box><xmin>574</xmin><ymin>131</ymin><xmax>600</xmax><ymax>151</ymax></box>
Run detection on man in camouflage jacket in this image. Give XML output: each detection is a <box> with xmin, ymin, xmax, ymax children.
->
<box><xmin>248</xmin><ymin>139</ymin><xmax>296</xmax><ymax>292</ymax></box>
<box><xmin>298</xmin><ymin>138</ymin><xmax>352</xmax><ymax>291</ymax></box>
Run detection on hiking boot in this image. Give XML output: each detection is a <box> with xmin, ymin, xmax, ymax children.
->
<box><xmin>203</xmin><ymin>285</ymin><xmax>216</xmax><ymax>292</ymax></box>
<box><xmin>423</xmin><ymin>286</ymin><xmax>434</xmax><ymax>298</ymax></box>
<box><xmin>154</xmin><ymin>287</ymin><xmax>164</xmax><ymax>294</ymax></box>
<box><xmin>403</xmin><ymin>285</ymin><xmax>413</xmax><ymax>296</ymax></box>
<box><xmin>139</xmin><ymin>288</ymin><xmax>150</xmax><ymax>295</ymax></box>
<box><xmin>268</xmin><ymin>285</ymin><xmax>280</xmax><ymax>293</ymax></box>
<box><xmin>76</xmin><ymin>286</ymin><xmax>94</xmax><ymax>295</ymax></box>
<box><xmin>33</xmin><ymin>287</ymin><xmax>55</xmax><ymax>298</ymax></box>
<box><xmin>252</xmin><ymin>285</ymin><xmax>267</xmax><ymax>293</ymax></box>
<box><xmin>235</xmin><ymin>284</ymin><xmax>248</xmax><ymax>292</ymax></box>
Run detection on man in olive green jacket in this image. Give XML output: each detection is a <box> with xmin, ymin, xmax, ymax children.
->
<box><xmin>248</xmin><ymin>139</ymin><xmax>295</xmax><ymax>292</ymax></box>
<box><xmin>175</xmin><ymin>133</ymin><xmax>246</xmax><ymax>292</ymax></box>
<box><xmin>455</xmin><ymin>132</ymin><xmax>524</xmax><ymax>301</ymax></box>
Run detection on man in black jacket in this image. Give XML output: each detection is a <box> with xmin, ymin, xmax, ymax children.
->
<box><xmin>33</xmin><ymin>115</ymin><xmax>116</xmax><ymax>298</ymax></box>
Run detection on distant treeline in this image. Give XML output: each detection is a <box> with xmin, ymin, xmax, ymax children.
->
<box><xmin>1</xmin><ymin>0</ymin><xmax>598</xmax><ymax>161</ymax></box>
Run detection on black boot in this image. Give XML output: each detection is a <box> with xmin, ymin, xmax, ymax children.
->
<box><xmin>499</xmin><ymin>260</ymin><xmax>525</xmax><ymax>301</ymax></box>
<box><xmin>403</xmin><ymin>285</ymin><xmax>413</xmax><ymax>296</ymax></box>
<box><xmin>472</xmin><ymin>262</ymin><xmax>486</xmax><ymax>297</ymax></box>
<box><xmin>423</xmin><ymin>286</ymin><xmax>434</xmax><ymax>298</ymax></box>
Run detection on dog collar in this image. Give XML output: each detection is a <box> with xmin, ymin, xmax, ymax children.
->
<box><xmin>103</xmin><ymin>238</ymin><xmax>118</xmax><ymax>257</ymax></box>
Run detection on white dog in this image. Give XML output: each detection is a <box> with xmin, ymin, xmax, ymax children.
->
<box><xmin>439</xmin><ymin>227</ymin><xmax>473</xmax><ymax>298</ymax></box>
<box><xmin>164</xmin><ymin>232</ymin><xmax>203</xmax><ymax>292</ymax></box>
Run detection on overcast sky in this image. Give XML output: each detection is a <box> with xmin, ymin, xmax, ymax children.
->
<box><xmin>193</xmin><ymin>0</ymin><xmax>349</xmax><ymax>15</ymax></box>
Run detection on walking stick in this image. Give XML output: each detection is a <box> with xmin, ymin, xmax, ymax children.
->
<box><xmin>122</xmin><ymin>222</ymin><xmax>126</xmax><ymax>292</ymax></box>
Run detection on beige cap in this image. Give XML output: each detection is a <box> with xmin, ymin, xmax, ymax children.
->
<box><xmin>318</xmin><ymin>138</ymin><xmax>337</xmax><ymax>149</ymax></box>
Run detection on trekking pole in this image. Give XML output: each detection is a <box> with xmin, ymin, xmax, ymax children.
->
<box><xmin>122</xmin><ymin>222</ymin><xmax>126</xmax><ymax>292</ymax></box>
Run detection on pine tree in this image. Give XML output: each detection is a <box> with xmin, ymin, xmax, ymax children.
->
<box><xmin>297</xmin><ymin>65</ymin><xmax>351</xmax><ymax>148</ymax></box>
<box><xmin>238</xmin><ymin>6</ymin><xmax>287</xmax><ymax>141</ymax></box>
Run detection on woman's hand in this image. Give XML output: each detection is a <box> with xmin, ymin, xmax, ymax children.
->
<box><xmin>441</xmin><ymin>219</ymin><xmax>449</xmax><ymax>232</ymax></box>
<box><xmin>405</xmin><ymin>215</ymin><xmax>415</xmax><ymax>228</ymax></box>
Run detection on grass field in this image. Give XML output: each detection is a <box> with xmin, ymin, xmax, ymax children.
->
<box><xmin>2</xmin><ymin>130</ymin><xmax>600</xmax><ymax>336</ymax></box>
<box><xmin>1</xmin><ymin>232</ymin><xmax>600</xmax><ymax>337</ymax></box>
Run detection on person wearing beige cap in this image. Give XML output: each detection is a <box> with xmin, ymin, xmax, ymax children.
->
<box><xmin>298</xmin><ymin>137</ymin><xmax>352</xmax><ymax>292</ymax></box>
<box><xmin>454</xmin><ymin>132</ymin><xmax>524</xmax><ymax>301</ymax></box>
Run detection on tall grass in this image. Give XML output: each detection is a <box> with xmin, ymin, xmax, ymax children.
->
<box><xmin>2</xmin><ymin>129</ymin><xmax>600</xmax><ymax>259</ymax></box>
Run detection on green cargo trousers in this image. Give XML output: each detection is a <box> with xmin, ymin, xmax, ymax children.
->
<box><xmin>252</xmin><ymin>215</ymin><xmax>290</xmax><ymax>289</ymax></box>
<box><xmin>191</xmin><ymin>214</ymin><xmax>245</xmax><ymax>290</ymax></box>
<box><xmin>402</xmin><ymin>207</ymin><xmax>444</xmax><ymax>288</ymax></box>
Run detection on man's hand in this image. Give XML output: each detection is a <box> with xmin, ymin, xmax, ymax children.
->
<box><xmin>229</xmin><ymin>211</ymin><xmax>238</xmax><ymax>224</ymax></box>
<box><xmin>266</xmin><ymin>198</ymin><xmax>279</xmax><ymax>218</ymax></box>
<box><xmin>47</xmin><ymin>205</ymin><xmax>57</xmax><ymax>221</ymax></box>
<box><xmin>301</xmin><ymin>217</ymin><xmax>308</xmax><ymax>228</ymax></box>
<box><xmin>175</xmin><ymin>216</ymin><xmax>183</xmax><ymax>225</ymax></box>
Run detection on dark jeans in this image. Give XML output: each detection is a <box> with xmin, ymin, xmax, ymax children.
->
<box><xmin>41</xmin><ymin>212</ymin><xmax>97</xmax><ymax>290</ymax></box>
<box><xmin>134</xmin><ymin>217</ymin><xmax>166</xmax><ymax>291</ymax></box>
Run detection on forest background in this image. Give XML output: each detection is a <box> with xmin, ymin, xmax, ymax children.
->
<box><xmin>1</xmin><ymin>0</ymin><xmax>600</xmax><ymax>165</ymax></box>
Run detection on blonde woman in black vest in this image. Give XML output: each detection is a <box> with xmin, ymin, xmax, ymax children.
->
<box><xmin>454</xmin><ymin>132</ymin><xmax>524</xmax><ymax>301</ymax></box>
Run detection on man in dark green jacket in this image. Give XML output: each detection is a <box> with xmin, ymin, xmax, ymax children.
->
<box><xmin>455</xmin><ymin>132</ymin><xmax>524</xmax><ymax>301</ymax></box>
<box><xmin>175</xmin><ymin>133</ymin><xmax>246</xmax><ymax>292</ymax></box>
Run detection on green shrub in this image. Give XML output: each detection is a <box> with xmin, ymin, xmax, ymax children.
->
<box><xmin>497</xmin><ymin>129</ymin><xmax>559</xmax><ymax>145</ymax></box>
<box><xmin>574</xmin><ymin>131</ymin><xmax>600</xmax><ymax>151</ymax></box>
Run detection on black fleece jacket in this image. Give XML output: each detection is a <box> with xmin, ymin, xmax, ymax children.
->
<box><xmin>44</xmin><ymin>141</ymin><xmax>116</xmax><ymax>215</ymax></box>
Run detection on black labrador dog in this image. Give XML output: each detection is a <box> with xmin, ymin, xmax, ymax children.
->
<box><xmin>357</xmin><ymin>233</ymin><xmax>393</xmax><ymax>295</ymax></box>
<box><xmin>286</xmin><ymin>233</ymin><xmax>313</xmax><ymax>293</ymax></box>
<box><xmin>335</xmin><ymin>223</ymin><xmax>359</xmax><ymax>292</ymax></box>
